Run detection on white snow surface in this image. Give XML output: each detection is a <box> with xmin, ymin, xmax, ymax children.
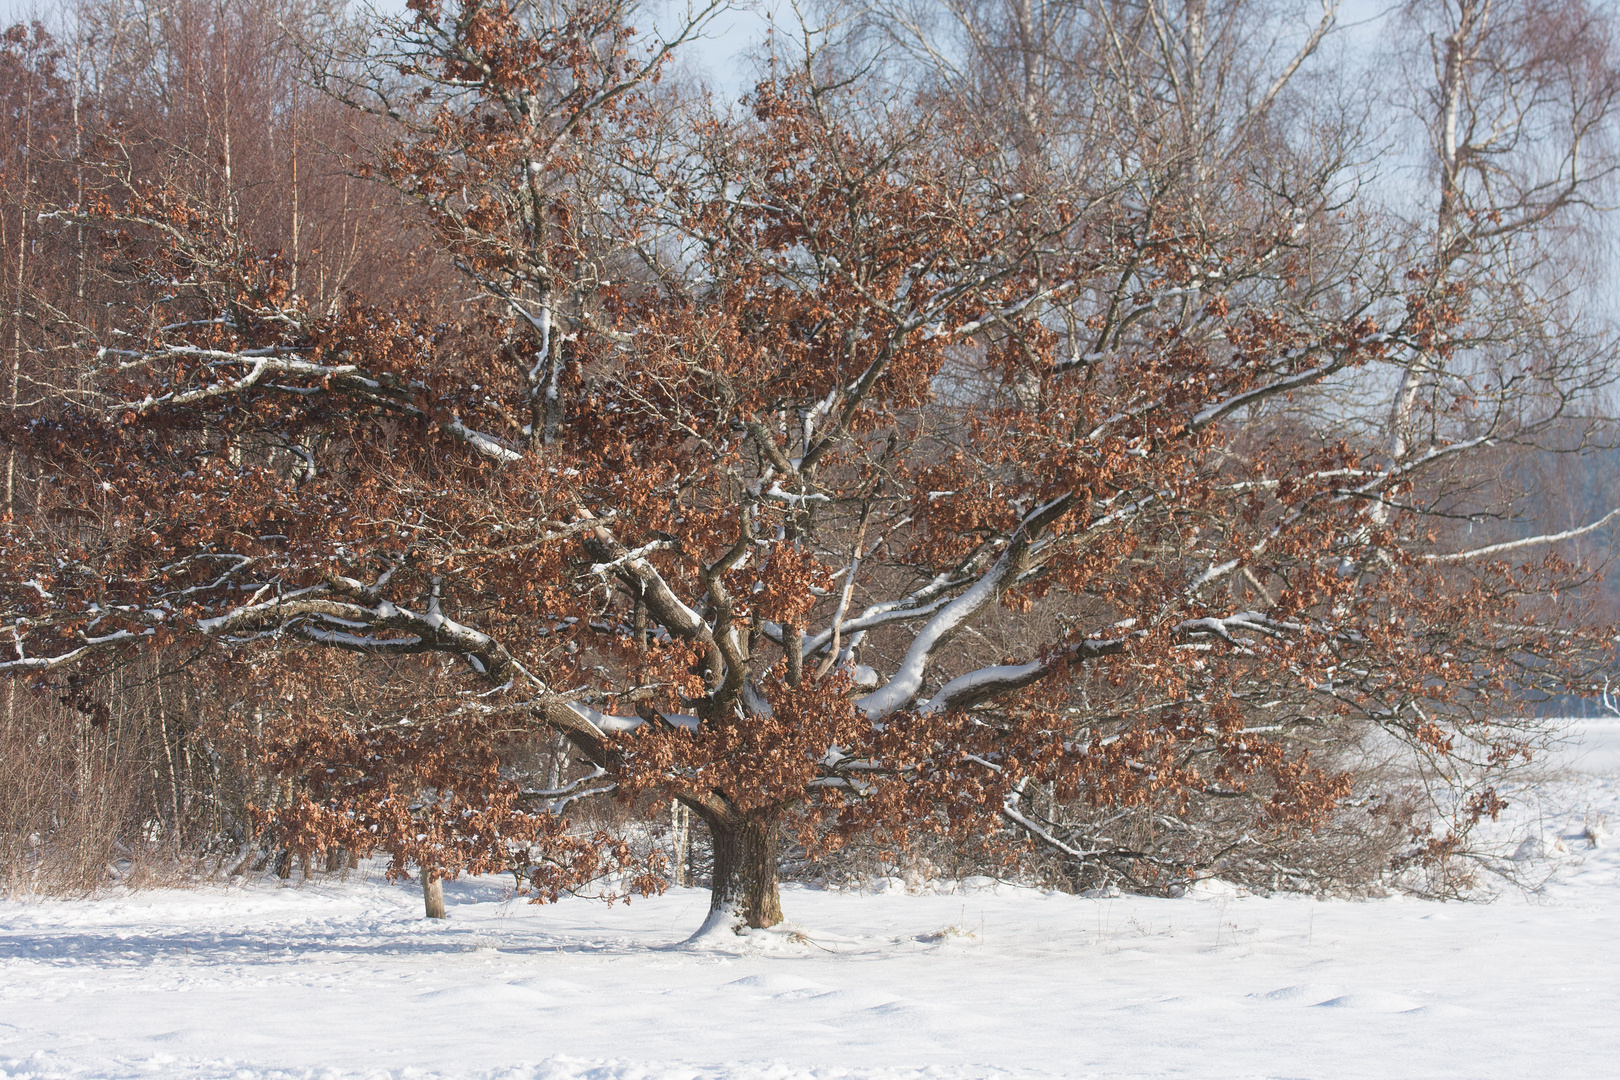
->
<box><xmin>4</xmin><ymin>735</ymin><xmax>1620</xmax><ymax>1079</ymax></box>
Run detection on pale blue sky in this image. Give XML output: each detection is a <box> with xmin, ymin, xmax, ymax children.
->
<box><xmin>0</xmin><ymin>1</ymin><xmax>1394</xmax><ymax>95</ymax></box>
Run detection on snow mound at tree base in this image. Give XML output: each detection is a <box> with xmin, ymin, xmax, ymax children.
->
<box><xmin>681</xmin><ymin>905</ymin><xmax>820</xmax><ymax>957</ymax></box>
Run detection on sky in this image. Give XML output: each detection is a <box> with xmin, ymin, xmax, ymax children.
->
<box><xmin>0</xmin><ymin>0</ymin><xmax>1394</xmax><ymax>99</ymax></box>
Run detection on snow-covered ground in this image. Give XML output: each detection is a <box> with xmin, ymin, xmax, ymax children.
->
<box><xmin>3</xmin><ymin>727</ymin><xmax>1618</xmax><ymax>1080</ymax></box>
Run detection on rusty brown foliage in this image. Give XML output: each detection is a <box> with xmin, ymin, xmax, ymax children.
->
<box><xmin>2</xmin><ymin>0</ymin><xmax>1617</xmax><ymax>922</ymax></box>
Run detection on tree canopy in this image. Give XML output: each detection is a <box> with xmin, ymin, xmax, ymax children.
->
<box><xmin>3</xmin><ymin>0</ymin><xmax>1618</xmax><ymax>926</ymax></box>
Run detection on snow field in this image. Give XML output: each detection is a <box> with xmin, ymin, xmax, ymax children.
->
<box><xmin>1</xmin><ymin>728</ymin><xmax>1617</xmax><ymax>1080</ymax></box>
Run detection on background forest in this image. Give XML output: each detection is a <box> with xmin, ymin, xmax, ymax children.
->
<box><xmin>2</xmin><ymin>0</ymin><xmax>1619</xmax><ymax>931</ymax></box>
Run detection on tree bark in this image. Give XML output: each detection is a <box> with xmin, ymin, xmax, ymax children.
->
<box><xmin>670</xmin><ymin>799</ymin><xmax>691</xmax><ymax>888</ymax></box>
<box><xmin>706</xmin><ymin>811</ymin><xmax>783</xmax><ymax>929</ymax></box>
<box><xmin>421</xmin><ymin>867</ymin><xmax>447</xmax><ymax>919</ymax></box>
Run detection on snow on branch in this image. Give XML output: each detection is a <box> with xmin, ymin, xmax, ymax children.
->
<box><xmin>192</xmin><ymin>584</ymin><xmax>533</xmax><ymax>686</ymax></box>
<box><xmin>1424</xmin><ymin>507</ymin><xmax>1620</xmax><ymax>564</ymax></box>
<box><xmin>858</xmin><ymin>496</ymin><xmax>1076</xmax><ymax>719</ymax></box>
<box><xmin>104</xmin><ymin>339</ymin><xmax>529</xmax><ymax>466</ymax></box>
<box><xmin>580</xmin><ymin>519</ymin><xmax>709</xmax><ymax>644</ymax></box>
<box><xmin>1000</xmin><ymin>780</ymin><xmax>1108</xmax><ymax>860</ymax></box>
<box><xmin>1174</xmin><ymin>612</ymin><xmax>1292</xmax><ymax>650</ymax></box>
<box><xmin>779</xmin><ymin>564</ymin><xmax>984</xmax><ymax>660</ymax></box>
<box><xmin>589</xmin><ymin>539</ymin><xmax>676</xmax><ymax>577</ymax></box>
<box><xmin>1190</xmin><ymin>357</ymin><xmax>1342</xmax><ymax>430</ymax></box>
<box><xmin>0</xmin><ymin>628</ymin><xmax>151</xmax><ymax>674</ymax></box>
<box><xmin>918</xmin><ymin>633</ymin><xmax>1138</xmax><ymax>715</ymax></box>
<box><xmin>517</xmin><ymin>765</ymin><xmax>617</xmax><ymax>813</ymax></box>
<box><xmin>564</xmin><ymin>701</ymin><xmax>699</xmax><ymax>737</ymax></box>
<box><xmin>440</xmin><ymin>419</ymin><xmax>525</xmax><ymax>463</ymax></box>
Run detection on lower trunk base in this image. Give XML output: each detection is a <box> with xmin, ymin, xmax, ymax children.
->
<box><xmin>706</xmin><ymin>813</ymin><xmax>783</xmax><ymax>929</ymax></box>
<box><xmin>422</xmin><ymin>871</ymin><xmax>446</xmax><ymax>919</ymax></box>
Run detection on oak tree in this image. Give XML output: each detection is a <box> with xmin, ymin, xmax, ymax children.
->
<box><xmin>2</xmin><ymin>0</ymin><xmax>1615</xmax><ymax>927</ymax></box>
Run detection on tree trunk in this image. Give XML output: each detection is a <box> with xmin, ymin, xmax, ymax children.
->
<box><xmin>706</xmin><ymin>812</ymin><xmax>783</xmax><ymax>929</ymax></box>
<box><xmin>671</xmin><ymin>799</ymin><xmax>691</xmax><ymax>888</ymax></box>
<box><xmin>421</xmin><ymin>868</ymin><xmax>446</xmax><ymax>919</ymax></box>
